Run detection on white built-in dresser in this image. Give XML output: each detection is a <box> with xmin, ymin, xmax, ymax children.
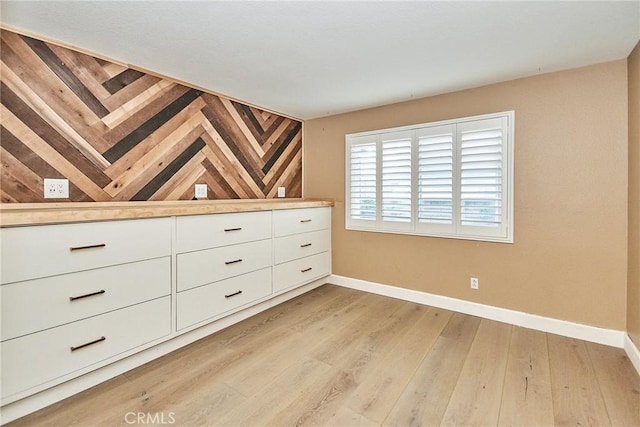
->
<box><xmin>0</xmin><ymin>199</ymin><xmax>332</xmax><ymax>423</ymax></box>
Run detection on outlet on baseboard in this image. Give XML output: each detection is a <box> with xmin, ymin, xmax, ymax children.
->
<box><xmin>44</xmin><ymin>178</ymin><xmax>69</xmax><ymax>199</ymax></box>
<box><xmin>470</xmin><ymin>277</ymin><xmax>479</xmax><ymax>290</ymax></box>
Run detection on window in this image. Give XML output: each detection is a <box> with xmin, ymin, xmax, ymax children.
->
<box><xmin>345</xmin><ymin>111</ymin><xmax>514</xmax><ymax>243</ymax></box>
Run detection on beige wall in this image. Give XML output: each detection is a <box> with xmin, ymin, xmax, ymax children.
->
<box><xmin>304</xmin><ymin>60</ymin><xmax>628</xmax><ymax>330</ymax></box>
<box><xmin>629</xmin><ymin>42</ymin><xmax>640</xmax><ymax>344</ymax></box>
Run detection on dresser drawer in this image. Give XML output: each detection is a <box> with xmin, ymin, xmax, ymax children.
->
<box><xmin>176</xmin><ymin>211</ymin><xmax>272</xmax><ymax>253</ymax></box>
<box><xmin>0</xmin><ymin>218</ymin><xmax>171</xmax><ymax>284</ymax></box>
<box><xmin>273</xmin><ymin>252</ymin><xmax>331</xmax><ymax>293</ymax></box>
<box><xmin>0</xmin><ymin>296</ymin><xmax>170</xmax><ymax>399</ymax></box>
<box><xmin>273</xmin><ymin>207</ymin><xmax>331</xmax><ymax>237</ymax></box>
<box><xmin>177</xmin><ymin>239</ymin><xmax>272</xmax><ymax>292</ymax></box>
<box><xmin>1</xmin><ymin>257</ymin><xmax>171</xmax><ymax>342</ymax></box>
<box><xmin>177</xmin><ymin>268</ymin><xmax>272</xmax><ymax>330</ymax></box>
<box><xmin>274</xmin><ymin>229</ymin><xmax>331</xmax><ymax>265</ymax></box>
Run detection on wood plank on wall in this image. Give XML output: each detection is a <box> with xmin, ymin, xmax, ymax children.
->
<box><xmin>0</xmin><ymin>28</ymin><xmax>303</xmax><ymax>203</ymax></box>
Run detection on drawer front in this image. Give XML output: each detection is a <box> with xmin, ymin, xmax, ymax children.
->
<box><xmin>274</xmin><ymin>230</ymin><xmax>331</xmax><ymax>265</ymax></box>
<box><xmin>176</xmin><ymin>211</ymin><xmax>272</xmax><ymax>253</ymax></box>
<box><xmin>177</xmin><ymin>239</ymin><xmax>272</xmax><ymax>292</ymax></box>
<box><xmin>0</xmin><ymin>296</ymin><xmax>170</xmax><ymax>399</ymax></box>
<box><xmin>1</xmin><ymin>257</ymin><xmax>171</xmax><ymax>342</ymax></box>
<box><xmin>177</xmin><ymin>267</ymin><xmax>272</xmax><ymax>330</ymax></box>
<box><xmin>273</xmin><ymin>207</ymin><xmax>331</xmax><ymax>237</ymax></box>
<box><xmin>273</xmin><ymin>252</ymin><xmax>331</xmax><ymax>293</ymax></box>
<box><xmin>0</xmin><ymin>218</ymin><xmax>171</xmax><ymax>284</ymax></box>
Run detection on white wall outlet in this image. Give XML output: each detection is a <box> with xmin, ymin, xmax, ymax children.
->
<box><xmin>470</xmin><ymin>277</ymin><xmax>479</xmax><ymax>290</ymax></box>
<box><xmin>44</xmin><ymin>178</ymin><xmax>69</xmax><ymax>199</ymax></box>
<box><xmin>194</xmin><ymin>184</ymin><xmax>208</xmax><ymax>199</ymax></box>
<box><xmin>277</xmin><ymin>186</ymin><xmax>286</xmax><ymax>198</ymax></box>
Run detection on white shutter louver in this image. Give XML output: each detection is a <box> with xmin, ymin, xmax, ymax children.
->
<box><xmin>459</xmin><ymin>118</ymin><xmax>505</xmax><ymax>229</ymax></box>
<box><xmin>349</xmin><ymin>140</ymin><xmax>377</xmax><ymax>221</ymax></box>
<box><xmin>345</xmin><ymin>112</ymin><xmax>512</xmax><ymax>242</ymax></box>
<box><xmin>381</xmin><ymin>133</ymin><xmax>412</xmax><ymax>223</ymax></box>
<box><xmin>417</xmin><ymin>126</ymin><xmax>454</xmax><ymax>225</ymax></box>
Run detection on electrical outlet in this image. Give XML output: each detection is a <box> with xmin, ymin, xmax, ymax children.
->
<box><xmin>470</xmin><ymin>277</ymin><xmax>479</xmax><ymax>290</ymax></box>
<box><xmin>194</xmin><ymin>184</ymin><xmax>208</xmax><ymax>199</ymax></box>
<box><xmin>44</xmin><ymin>178</ymin><xmax>69</xmax><ymax>199</ymax></box>
<box><xmin>277</xmin><ymin>187</ymin><xmax>285</xmax><ymax>198</ymax></box>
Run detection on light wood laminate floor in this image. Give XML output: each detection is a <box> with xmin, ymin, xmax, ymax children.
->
<box><xmin>8</xmin><ymin>285</ymin><xmax>640</xmax><ymax>426</ymax></box>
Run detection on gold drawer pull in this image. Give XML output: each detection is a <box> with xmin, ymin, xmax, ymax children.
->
<box><xmin>300</xmin><ymin>219</ymin><xmax>312</xmax><ymax>223</ymax></box>
<box><xmin>225</xmin><ymin>290</ymin><xmax>243</xmax><ymax>298</ymax></box>
<box><xmin>225</xmin><ymin>259</ymin><xmax>243</xmax><ymax>265</ymax></box>
<box><xmin>69</xmin><ymin>290</ymin><xmax>106</xmax><ymax>301</ymax></box>
<box><xmin>301</xmin><ymin>267</ymin><xmax>313</xmax><ymax>273</ymax></box>
<box><xmin>300</xmin><ymin>243</ymin><xmax>312</xmax><ymax>248</ymax></box>
<box><xmin>70</xmin><ymin>336</ymin><xmax>106</xmax><ymax>352</ymax></box>
<box><xmin>70</xmin><ymin>243</ymin><xmax>106</xmax><ymax>252</ymax></box>
<box><xmin>224</xmin><ymin>227</ymin><xmax>242</xmax><ymax>232</ymax></box>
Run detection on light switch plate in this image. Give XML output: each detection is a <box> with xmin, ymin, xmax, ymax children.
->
<box><xmin>194</xmin><ymin>184</ymin><xmax>208</xmax><ymax>199</ymax></box>
<box><xmin>277</xmin><ymin>187</ymin><xmax>285</xmax><ymax>198</ymax></box>
<box><xmin>44</xmin><ymin>178</ymin><xmax>69</xmax><ymax>199</ymax></box>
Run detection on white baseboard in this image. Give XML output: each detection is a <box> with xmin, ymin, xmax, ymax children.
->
<box><xmin>329</xmin><ymin>274</ymin><xmax>626</xmax><ymax>349</ymax></box>
<box><xmin>624</xmin><ymin>334</ymin><xmax>640</xmax><ymax>376</ymax></box>
<box><xmin>0</xmin><ymin>278</ymin><xmax>327</xmax><ymax>425</ymax></box>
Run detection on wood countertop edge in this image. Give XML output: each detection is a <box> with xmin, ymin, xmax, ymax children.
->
<box><xmin>0</xmin><ymin>199</ymin><xmax>335</xmax><ymax>227</ymax></box>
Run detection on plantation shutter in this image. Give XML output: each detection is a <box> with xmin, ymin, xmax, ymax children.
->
<box><xmin>457</xmin><ymin>117</ymin><xmax>508</xmax><ymax>238</ymax></box>
<box><xmin>348</xmin><ymin>136</ymin><xmax>377</xmax><ymax>225</ymax></box>
<box><xmin>345</xmin><ymin>111</ymin><xmax>512</xmax><ymax>243</ymax></box>
<box><xmin>381</xmin><ymin>131</ymin><xmax>412</xmax><ymax>229</ymax></box>
<box><xmin>416</xmin><ymin>125</ymin><xmax>455</xmax><ymax>234</ymax></box>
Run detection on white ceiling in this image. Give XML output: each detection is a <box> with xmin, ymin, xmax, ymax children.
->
<box><xmin>1</xmin><ymin>1</ymin><xmax>638</xmax><ymax>120</ymax></box>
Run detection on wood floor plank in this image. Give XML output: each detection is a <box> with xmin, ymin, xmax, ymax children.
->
<box><xmin>498</xmin><ymin>326</ymin><xmax>554</xmax><ymax>426</ymax></box>
<box><xmin>307</xmin><ymin>294</ymin><xmax>408</xmax><ymax>366</ymax></box>
<box><xmin>261</xmin><ymin>298</ymin><xmax>420</xmax><ymax>426</ymax></box>
<box><xmin>213</xmin><ymin>285</ymin><xmax>363</xmax><ymax>348</ymax></box>
<box><xmin>382</xmin><ymin>313</ymin><xmax>481</xmax><ymax>427</ymax></box>
<box><xmin>586</xmin><ymin>342</ymin><xmax>640</xmax><ymax>426</ymax></box>
<box><xmin>219</xmin><ymin>293</ymin><xmax>382</xmax><ymax>397</ymax></box>
<box><xmin>346</xmin><ymin>306</ymin><xmax>454</xmax><ymax>423</ymax></box>
<box><xmin>215</xmin><ymin>356</ymin><xmax>333</xmax><ymax>427</ymax></box>
<box><xmin>441</xmin><ymin>319</ymin><xmax>512</xmax><ymax>426</ymax></box>
<box><xmin>329</xmin><ymin>406</ymin><xmax>379</xmax><ymax>427</ymax></box>
<box><xmin>164</xmin><ymin>382</ymin><xmax>246</xmax><ymax>426</ymax></box>
<box><xmin>8</xmin><ymin>286</ymin><xmax>639</xmax><ymax>427</ymax></box>
<box><xmin>6</xmin><ymin>374</ymin><xmax>140</xmax><ymax>426</ymax></box>
<box><xmin>265</xmin><ymin>352</ymin><xmax>370</xmax><ymax>426</ymax></box>
<box><xmin>547</xmin><ymin>334</ymin><xmax>611</xmax><ymax>426</ymax></box>
<box><xmin>119</xmin><ymin>338</ymin><xmax>237</xmax><ymax>397</ymax></box>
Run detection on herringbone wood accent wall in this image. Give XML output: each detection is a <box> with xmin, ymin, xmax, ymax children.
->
<box><xmin>0</xmin><ymin>29</ymin><xmax>302</xmax><ymax>202</ymax></box>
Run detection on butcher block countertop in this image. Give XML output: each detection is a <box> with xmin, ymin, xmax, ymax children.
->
<box><xmin>0</xmin><ymin>199</ymin><xmax>334</xmax><ymax>227</ymax></box>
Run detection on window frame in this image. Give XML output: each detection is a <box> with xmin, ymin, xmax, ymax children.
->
<box><xmin>345</xmin><ymin>111</ymin><xmax>514</xmax><ymax>243</ymax></box>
